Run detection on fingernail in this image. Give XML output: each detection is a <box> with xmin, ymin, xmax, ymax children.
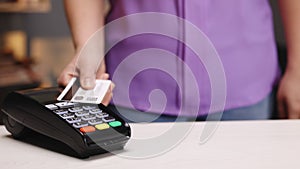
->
<box><xmin>111</xmin><ymin>83</ymin><xmax>115</xmax><ymax>90</ymax></box>
<box><xmin>82</xmin><ymin>77</ymin><xmax>95</xmax><ymax>89</ymax></box>
<box><xmin>100</xmin><ymin>73</ymin><xmax>109</xmax><ymax>80</ymax></box>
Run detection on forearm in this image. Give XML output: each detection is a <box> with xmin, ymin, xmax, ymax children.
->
<box><xmin>64</xmin><ymin>0</ymin><xmax>105</xmax><ymax>50</ymax></box>
<box><xmin>278</xmin><ymin>0</ymin><xmax>300</xmax><ymax>71</ymax></box>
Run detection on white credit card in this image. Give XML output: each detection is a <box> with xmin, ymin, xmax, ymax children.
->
<box><xmin>57</xmin><ymin>77</ymin><xmax>111</xmax><ymax>104</ymax></box>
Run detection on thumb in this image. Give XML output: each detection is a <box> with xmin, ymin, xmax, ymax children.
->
<box><xmin>77</xmin><ymin>56</ymin><xmax>98</xmax><ymax>90</ymax></box>
<box><xmin>80</xmin><ymin>74</ymin><xmax>96</xmax><ymax>90</ymax></box>
<box><xmin>277</xmin><ymin>98</ymin><xmax>287</xmax><ymax>119</ymax></box>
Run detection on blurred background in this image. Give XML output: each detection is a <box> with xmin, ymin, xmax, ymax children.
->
<box><xmin>0</xmin><ymin>0</ymin><xmax>73</xmax><ymax>88</ymax></box>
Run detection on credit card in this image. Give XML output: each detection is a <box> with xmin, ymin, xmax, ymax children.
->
<box><xmin>57</xmin><ymin>77</ymin><xmax>111</xmax><ymax>104</ymax></box>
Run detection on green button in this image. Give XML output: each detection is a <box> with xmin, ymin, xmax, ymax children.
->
<box><xmin>109</xmin><ymin>121</ymin><xmax>122</xmax><ymax>127</ymax></box>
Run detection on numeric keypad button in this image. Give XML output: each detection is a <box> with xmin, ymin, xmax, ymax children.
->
<box><xmin>83</xmin><ymin>105</ymin><xmax>97</xmax><ymax>110</ymax></box>
<box><xmin>103</xmin><ymin>116</ymin><xmax>115</xmax><ymax>123</ymax></box>
<box><xmin>53</xmin><ymin>109</ymin><xmax>68</xmax><ymax>115</ymax></box>
<box><xmin>82</xmin><ymin>114</ymin><xmax>96</xmax><ymax>121</ymax></box>
<box><xmin>45</xmin><ymin>104</ymin><xmax>58</xmax><ymax>110</ymax></box>
<box><xmin>66</xmin><ymin>117</ymin><xmax>81</xmax><ymax>123</ymax></box>
<box><xmin>88</xmin><ymin>118</ymin><xmax>103</xmax><ymax>125</ymax></box>
<box><xmin>73</xmin><ymin>121</ymin><xmax>88</xmax><ymax>128</ymax></box>
<box><xmin>89</xmin><ymin>108</ymin><xmax>102</xmax><ymax>114</ymax></box>
<box><xmin>96</xmin><ymin>112</ymin><xmax>109</xmax><ymax>118</ymax></box>
<box><xmin>75</xmin><ymin>111</ymin><xmax>89</xmax><ymax>117</ymax></box>
<box><xmin>59</xmin><ymin>113</ymin><xmax>74</xmax><ymax>119</ymax></box>
<box><xmin>68</xmin><ymin>107</ymin><xmax>83</xmax><ymax>113</ymax></box>
<box><xmin>55</xmin><ymin>102</ymin><xmax>78</xmax><ymax>108</ymax></box>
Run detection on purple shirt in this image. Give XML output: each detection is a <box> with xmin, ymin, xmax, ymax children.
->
<box><xmin>104</xmin><ymin>0</ymin><xmax>280</xmax><ymax>116</ymax></box>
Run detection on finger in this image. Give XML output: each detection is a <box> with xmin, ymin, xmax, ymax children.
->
<box><xmin>79</xmin><ymin>74</ymin><xmax>96</xmax><ymax>90</ymax></box>
<box><xmin>95</xmin><ymin>62</ymin><xmax>107</xmax><ymax>79</ymax></box>
<box><xmin>101</xmin><ymin>93</ymin><xmax>113</xmax><ymax>106</ymax></box>
<box><xmin>99</xmin><ymin>73</ymin><xmax>109</xmax><ymax>80</ymax></box>
<box><xmin>110</xmin><ymin>82</ymin><xmax>115</xmax><ymax>91</ymax></box>
<box><xmin>287</xmin><ymin>104</ymin><xmax>300</xmax><ymax>119</ymax></box>
<box><xmin>77</xmin><ymin>59</ymin><xmax>98</xmax><ymax>90</ymax></box>
<box><xmin>277</xmin><ymin>97</ymin><xmax>287</xmax><ymax>119</ymax></box>
<box><xmin>57</xmin><ymin>70</ymin><xmax>77</xmax><ymax>87</ymax></box>
<box><xmin>57</xmin><ymin>75</ymin><xmax>70</xmax><ymax>87</ymax></box>
<box><xmin>57</xmin><ymin>58</ymin><xmax>79</xmax><ymax>87</ymax></box>
<box><xmin>288</xmin><ymin>111</ymin><xmax>299</xmax><ymax>119</ymax></box>
<box><xmin>77</xmin><ymin>49</ymin><xmax>104</xmax><ymax>87</ymax></box>
<box><xmin>289</xmin><ymin>113</ymin><xmax>299</xmax><ymax>119</ymax></box>
<box><xmin>101</xmin><ymin>82</ymin><xmax>115</xmax><ymax>106</ymax></box>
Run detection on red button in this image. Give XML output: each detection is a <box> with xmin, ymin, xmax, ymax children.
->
<box><xmin>80</xmin><ymin>126</ymin><xmax>96</xmax><ymax>133</ymax></box>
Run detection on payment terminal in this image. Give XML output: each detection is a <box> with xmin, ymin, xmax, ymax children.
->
<box><xmin>0</xmin><ymin>88</ymin><xmax>131</xmax><ymax>158</ymax></box>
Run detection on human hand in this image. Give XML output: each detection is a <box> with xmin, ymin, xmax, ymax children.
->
<box><xmin>57</xmin><ymin>52</ymin><xmax>114</xmax><ymax>106</ymax></box>
<box><xmin>277</xmin><ymin>68</ymin><xmax>300</xmax><ymax>119</ymax></box>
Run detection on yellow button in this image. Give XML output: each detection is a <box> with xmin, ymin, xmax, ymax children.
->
<box><xmin>95</xmin><ymin>123</ymin><xmax>110</xmax><ymax>130</ymax></box>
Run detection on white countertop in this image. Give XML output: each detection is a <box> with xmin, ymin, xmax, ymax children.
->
<box><xmin>1</xmin><ymin>120</ymin><xmax>300</xmax><ymax>169</ymax></box>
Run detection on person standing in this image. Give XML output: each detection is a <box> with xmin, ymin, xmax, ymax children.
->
<box><xmin>58</xmin><ymin>0</ymin><xmax>300</xmax><ymax>122</ymax></box>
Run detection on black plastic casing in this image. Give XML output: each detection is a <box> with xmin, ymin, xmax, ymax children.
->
<box><xmin>1</xmin><ymin>88</ymin><xmax>131</xmax><ymax>158</ymax></box>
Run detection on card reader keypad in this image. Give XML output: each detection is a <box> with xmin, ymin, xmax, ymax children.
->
<box><xmin>45</xmin><ymin>102</ymin><xmax>122</xmax><ymax>133</ymax></box>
